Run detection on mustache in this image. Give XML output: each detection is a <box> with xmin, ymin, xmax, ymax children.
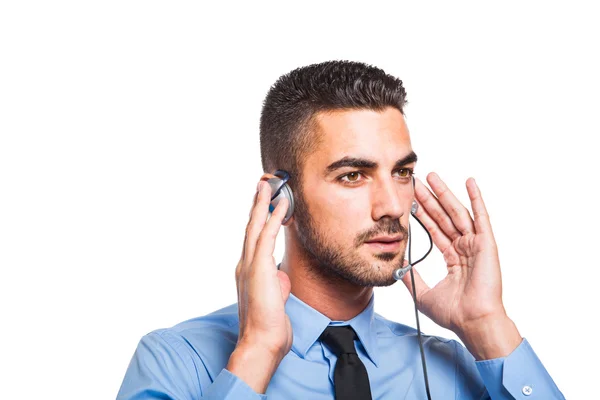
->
<box><xmin>355</xmin><ymin>218</ymin><xmax>408</xmax><ymax>247</ymax></box>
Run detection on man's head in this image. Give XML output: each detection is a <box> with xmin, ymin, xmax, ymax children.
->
<box><xmin>259</xmin><ymin>60</ymin><xmax>416</xmax><ymax>287</ymax></box>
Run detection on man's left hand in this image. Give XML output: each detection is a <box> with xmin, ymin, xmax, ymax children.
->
<box><xmin>401</xmin><ymin>172</ymin><xmax>522</xmax><ymax>360</ymax></box>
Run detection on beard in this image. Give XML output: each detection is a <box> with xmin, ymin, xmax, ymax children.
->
<box><xmin>292</xmin><ymin>187</ymin><xmax>408</xmax><ymax>287</ymax></box>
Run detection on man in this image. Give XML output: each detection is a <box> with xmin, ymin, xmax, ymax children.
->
<box><xmin>117</xmin><ymin>61</ymin><xmax>564</xmax><ymax>399</ymax></box>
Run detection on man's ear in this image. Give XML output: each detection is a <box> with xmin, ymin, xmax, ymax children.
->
<box><xmin>282</xmin><ymin>212</ymin><xmax>295</xmax><ymax>227</ymax></box>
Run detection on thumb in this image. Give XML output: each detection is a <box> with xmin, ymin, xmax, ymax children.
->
<box><xmin>277</xmin><ymin>270</ymin><xmax>292</xmax><ymax>303</ymax></box>
<box><xmin>400</xmin><ymin>262</ymin><xmax>430</xmax><ymax>305</ymax></box>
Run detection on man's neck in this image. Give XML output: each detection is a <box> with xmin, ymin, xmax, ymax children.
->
<box><xmin>279</xmin><ymin>237</ymin><xmax>373</xmax><ymax>322</ymax></box>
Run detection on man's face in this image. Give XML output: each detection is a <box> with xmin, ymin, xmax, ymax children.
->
<box><xmin>293</xmin><ymin>107</ymin><xmax>416</xmax><ymax>287</ymax></box>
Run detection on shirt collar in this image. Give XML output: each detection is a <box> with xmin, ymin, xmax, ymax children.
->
<box><xmin>284</xmin><ymin>290</ymin><xmax>380</xmax><ymax>367</ymax></box>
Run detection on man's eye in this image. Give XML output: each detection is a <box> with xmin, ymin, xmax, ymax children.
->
<box><xmin>340</xmin><ymin>172</ymin><xmax>362</xmax><ymax>183</ymax></box>
<box><xmin>339</xmin><ymin>169</ymin><xmax>414</xmax><ymax>185</ymax></box>
<box><xmin>395</xmin><ymin>168</ymin><xmax>414</xmax><ymax>178</ymax></box>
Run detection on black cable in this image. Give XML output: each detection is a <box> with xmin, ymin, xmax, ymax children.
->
<box><xmin>408</xmin><ymin>211</ymin><xmax>433</xmax><ymax>269</ymax></box>
<box><xmin>408</xmin><ymin>215</ymin><xmax>433</xmax><ymax>400</ymax></box>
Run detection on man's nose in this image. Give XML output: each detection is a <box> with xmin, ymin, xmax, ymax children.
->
<box><xmin>371</xmin><ymin>178</ymin><xmax>405</xmax><ymax>221</ymax></box>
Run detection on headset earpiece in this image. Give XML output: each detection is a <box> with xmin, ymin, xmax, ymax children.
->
<box><xmin>266</xmin><ymin>170</ymin><xmax>295</xmax><ymax>224</ymax></box>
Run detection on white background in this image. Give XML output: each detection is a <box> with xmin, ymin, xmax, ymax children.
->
<box><xmin>1</xmin><ymin>1</ymin><xmax>598</xmax><ymax>399</ymax></box>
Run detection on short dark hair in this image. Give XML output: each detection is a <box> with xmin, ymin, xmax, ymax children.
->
<box><xmin>259</xmin><ymin>60</ymin><xmax>408</xmax><ymax>189</ymax></box>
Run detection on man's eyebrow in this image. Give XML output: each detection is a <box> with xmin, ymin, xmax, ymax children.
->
<box><xmin>325</xmin><ymin>157</ymin><xmax>377</xmax><ymax>173</ymax></box>
<box><xmin>325</xmin><ymin>151</ymin><xmax>418</xmax><ymax>174</ymax></box>
<box><xmin>393</xmin><ymin>151</ymin><xmax>418</xmax><ymax>169</ymax></box>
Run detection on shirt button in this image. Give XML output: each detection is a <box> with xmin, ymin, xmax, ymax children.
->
<box><xmin>522</xmin><ymin>385</ymin><xmax>533</xmax><ymax>396</ymax></box>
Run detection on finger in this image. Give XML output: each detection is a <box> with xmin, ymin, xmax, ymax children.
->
<box><xmin>414</xmin><ymin>177</ymin><xmax>462</xmax><ymax>241</ymax></box>
<box><xmin>412</xmin><ymin>196</ymin><xmax>453</xmax><ymax>253</ymax></box>
<box><xmin>252</xmin><ymin>197</ymin><xmax>289</xmax><ymax>271</ymax></box>
<box><xmin>243</xmin><ymin>180</ymin><xmax>273</xmax><ymax>269</ymax></box>
<box><xmin>466</xmin><ymin>178</ymin><xmax>494</xmax><ymax>237</ymax></box>
<box><xmin>237</xmin><ymin>183</ymin><xmax>261</xmax><ymax>279</ymax></box>
<box><xmin>248</xmin><ymin>187</ymin><xmax>260</xmax><ymax>218</ymax></box>
<box><xmin>425</xmin><ymin>172</ymin><xmax>475</xmax><ymax>235</ymax></box>
<box><xmin>400</xmin><ymin>266</ymin><xmax>431</xmax><ymax>305</ymax></box>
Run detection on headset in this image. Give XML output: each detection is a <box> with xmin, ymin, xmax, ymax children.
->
<box><xmin>268</xmin><ymin>169</ymin><xmax>434</xmax><ymax>400</ymax></box>
<box><xmin>266</xmin><ymin>170</ymin><xmax>295</xmax><ymax>224</ymax></box>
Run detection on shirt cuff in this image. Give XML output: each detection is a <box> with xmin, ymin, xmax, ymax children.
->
<box><xmin>202</xmin><ymin>368</ymin><xmax>267</xmax><ymax>400</ymax></box>
<box><xmin>475</xmin><ymin>338</ymin><xmax>565</xmax><ymax>399</ymax></box>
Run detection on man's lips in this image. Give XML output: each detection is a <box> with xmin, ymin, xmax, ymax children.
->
<box><xmin>364</xmin><ymin>235</ymin><xmax>404</xmax><ymax>252</ymax></box>
<box><xmin>364</xmin><ymin>235</ymin><xmax>404</xmax><ymax>243</ymax></box>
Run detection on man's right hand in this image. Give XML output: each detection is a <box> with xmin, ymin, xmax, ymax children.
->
<box><xmin>226</xmin><ymin>179</ymin><xmax>292</xmax><ymax>394</ymax></box>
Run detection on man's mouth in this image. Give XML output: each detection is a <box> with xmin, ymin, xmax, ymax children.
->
<box><xmin>365</xmin><ymin>235</ymin><xmax>404</xmax><ymax>243</ymax></box>
<box><xmin>364</xmin><ymin>235</ymin><xmax>404</xmax><ymax>251</ymax></box>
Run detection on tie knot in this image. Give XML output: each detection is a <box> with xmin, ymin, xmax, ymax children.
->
<box><xmin>319</xmin><ymin>325</ymin><xmax>358</xmax><ymax>356</ymax></box>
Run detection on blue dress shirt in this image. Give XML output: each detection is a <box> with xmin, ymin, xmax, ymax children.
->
<box><xmin>117</xmin><ymin>292</ymin><xmax>564</xmax><ymax>399</ymax></box>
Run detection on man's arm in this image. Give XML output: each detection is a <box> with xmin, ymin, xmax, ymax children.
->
<box><xmin>225</xmin><ymin>341</ymin><xmax>283</xmax><ymax>395</ymax></box>
<box><xmin>472</xmin><ymin>337</ymin><xmax>566</xmax><ymax>399</ymax></box>
<box><xmin>226</xmin><ymin>178</ymin><xmax>292</xmax><ymax>393</ymax></box>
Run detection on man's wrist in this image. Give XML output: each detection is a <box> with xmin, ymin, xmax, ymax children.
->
<box><xmin>226</xmin><ymin>341</ymin><xmax>284</xmax><ymax>394</ymax></box>
<box><xmin>456</xmin><ymin>313</ymin><xmax>522</xmax><ymax>361</ymax></box>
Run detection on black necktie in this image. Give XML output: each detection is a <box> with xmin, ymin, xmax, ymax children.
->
<box><xmin>319</xmin><ymin>325</ymin><xmax>373</xmax><ymax>400</ymax></box>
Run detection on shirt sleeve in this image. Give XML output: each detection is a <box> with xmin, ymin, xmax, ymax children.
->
<box><xmin>116</xmin><ymin>331</ymin><xmax>267</xmax><ymax>400</ymax></box>
<box><xmin>474</xmin><ymin>338</ymin><xmax>565</xmax><ymax>399</ymax></box>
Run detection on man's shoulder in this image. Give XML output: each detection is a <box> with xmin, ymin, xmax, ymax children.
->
<box><xmin>373</xmin><ymin>312</ymin><xmax>488</xmax><ymax>397</ymax></box>
<box><xmin>373</xmin><ymin>311</ymin><xmax>449</xmax><ymax>339</ymax></box>
<box><xmin>372</xmin><ymin>311</ymin><xmax>484</xmax><ymax>386</ymax></box>
<box><xmin>373</xmin><ymin>311</ymin><xmax>421</xmax><ymax>337</ymax></box>
<box><xmin>170</xmin><ymin>302</ymin><xmax>240</xmax><ymax>334</ymax></box>
<box><xmin>142</xmin><ymin>302</ymin><xmax>241</xmax><ymax>374</ymax></box>
<box><xmin>156</xmin><ymin>302</ymin><xmax>240</xmax><ymax>342</ymax></box>
<box><xmin>373</xmin><ymin>311</ymin><xmax>463</xmax><ymax>356</ymax></box>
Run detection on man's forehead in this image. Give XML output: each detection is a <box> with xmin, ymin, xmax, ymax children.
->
<box><xmin>309</xmin><ymin>108</ymin><xmax>412</xmax><ymax>168</ymax></box>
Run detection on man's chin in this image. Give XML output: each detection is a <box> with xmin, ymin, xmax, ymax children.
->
<box><xmin>340</xmin><ymin>257</ymin><xmax>402</xmax><ymax>287</ymax></box>
<box><xmin>367</xmin><ymin>275</ymin><xmax>399</xmax><ymax>287</ymax></box>
<box><xmin>372</xmin><ymin>251</ymin><xmax>400</xmax><ymax>263</ymax></box>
